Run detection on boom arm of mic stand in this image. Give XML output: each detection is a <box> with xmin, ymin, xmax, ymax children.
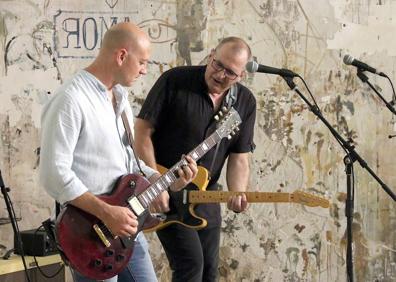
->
<box><xmin>356</xmin><ymin>69</ymin><xmax>396</xmax><ymax>115</ymax></box>
<box><xmin>282</xmin><ymin>76</ymin><xmax>396</xmax><ymax>201</ymax></box>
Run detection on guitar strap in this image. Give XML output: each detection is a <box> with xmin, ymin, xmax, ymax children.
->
<box><xmin>207</xmin><ymin>84</ymin><xmax>238</xmax><ymax>181</ymax></box>
<box><xmin>121</xmin><ymin>111</ymin><xmax>146</xmax><ymax>177</ymax></box>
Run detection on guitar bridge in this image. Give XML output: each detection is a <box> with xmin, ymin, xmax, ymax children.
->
<box><xmin>93</xmin><ymin>224</ymin><xmax>111</xmax><ymax>247</ymax></box>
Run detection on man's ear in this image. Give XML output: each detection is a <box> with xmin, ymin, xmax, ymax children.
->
<box><xmin>240</xmin><ymin>70</ymin><xmax>246</xmax><ymax>79</ymax></box>
<box><xmin>117</xmin><ymin>49</ymin><xmax>128</xmax><ymax>66</ymax></box>
<box><xmin>208</xmin><ymin>49</ymin><xmax>215</xmax><ymax>60</ymax></box>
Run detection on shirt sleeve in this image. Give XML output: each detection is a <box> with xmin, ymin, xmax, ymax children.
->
<box><xmin>229</xmin><ymin>91</ymin><xmax>257</xmax><ymax>154</ymax></box>
<box><xmin>39</xmin><ymin>91</ymin><xmax>89</xmax><ymax>204</ymax></box>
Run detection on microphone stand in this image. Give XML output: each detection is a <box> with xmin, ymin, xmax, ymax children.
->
<box><xmin>0</xmin><ymin>170</ymin><xmax>31</xmax><ymax>282</ymax></box>
<box><xmin>282</xmin><ymin>76</ymin><xmax>396</xmax><ymax>282</ymax></box>
<box><xmin>356</xmin><ymin>69</ymin><xmax>396</xmax><ymax>115</ymax></box>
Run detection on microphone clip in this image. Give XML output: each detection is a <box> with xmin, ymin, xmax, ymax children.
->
<box><xmin>356</xmin><ymin>69</ymin><xmax>369</xmax><ymax>83</ymax></box>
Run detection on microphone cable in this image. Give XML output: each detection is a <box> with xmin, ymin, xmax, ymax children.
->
<box><xmin>295</xmin><ymin>75</ymin><xmax>351</xmax><ymax>156</ymax></box>
<box><xmin>378</xmin><ymin>73</ymin><xmax>396</xmax><ymax>138</ymax></box>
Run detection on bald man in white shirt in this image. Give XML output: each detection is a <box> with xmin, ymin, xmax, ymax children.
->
<box><xmin>40</xmin><ymin>22</ymin><xmax>197</xmax><ymax>282</ymax></box>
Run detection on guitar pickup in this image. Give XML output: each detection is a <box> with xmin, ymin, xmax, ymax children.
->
<box><xmin>128</xmin><ymin>196</ymin><xmax>145</xmax><ymax>216</ymax></box>
<box><xmin>93</xmin><ymin>224</ymin><xmax>111</xmax><ymax>247</ymax></box>
<box><xmin>183</xmin><ymin>190</ymin><xmax>188</xmax><ymax>204</ymax></box>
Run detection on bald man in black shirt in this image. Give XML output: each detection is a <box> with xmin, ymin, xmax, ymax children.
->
<box><xmin>135</xmin><ymin>37</ymin><xmax>256</xmax><ymax>282</ymax></box>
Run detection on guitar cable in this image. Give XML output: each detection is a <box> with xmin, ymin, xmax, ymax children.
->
<box><xmin>32</xmin><ymin>225</ymin><xmax>64</xmax><ymax>279</ymax></box>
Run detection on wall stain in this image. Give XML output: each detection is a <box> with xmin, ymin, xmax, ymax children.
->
<box><xmin>175</xmin><ymin>0</ymin><xmax>206</xmax><ymax>66</ymax></box>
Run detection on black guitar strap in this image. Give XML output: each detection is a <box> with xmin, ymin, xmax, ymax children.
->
<box><xmin>207</xmin><ymin>84</ymin><xmax>238</xmax><ymax>180</ymax></box>
<box><xmin>121</xmin><ymin>111</ymin><xmax>146</xmax><ymax>177</ymax></box>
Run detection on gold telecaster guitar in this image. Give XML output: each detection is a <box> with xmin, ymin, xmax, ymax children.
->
<box><xmin>143</xmin><ymin>166</ymin><xmax>329</xmax><ymax>233</ymax></box>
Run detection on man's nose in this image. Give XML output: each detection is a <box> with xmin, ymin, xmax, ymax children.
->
<box><xmin>217</xmin><ymin>69</ymin><xmax>227</xmax><ymax>79</ymax></box>
<box><xmin>140</xmin><ymin>67</ymin><xmax>148</xmax><ymax>75</ymax></box>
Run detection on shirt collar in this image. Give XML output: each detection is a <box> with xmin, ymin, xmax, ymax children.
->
<box><xmin>113</xmin><ymin>84</ymin><xmax>128</xmax><ymax>116</ymax></box>
<box><xmin>80</xmin><ymin>70</ymin><xmax>128</xmax><ymax>116</ymax></box>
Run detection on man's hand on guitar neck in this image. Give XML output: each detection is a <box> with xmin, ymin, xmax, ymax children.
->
<box><xmin>169</xmin><ymin>155</ymin><xmax>198</xmax><ymax>192</ymax></box>
<box><xmin>148</xmin><ymin>155</ymin><xmax>198</xmax><ymax>213</ymax></box>
<box><xmin>226</xmin><ymin>153</ymin><xmax>250</xmax><ymax>213</ymax></box>
<box><xmin>227</xmin><ymin>193</ymin><xmax>248</xmax><ymax>213</ymax></box>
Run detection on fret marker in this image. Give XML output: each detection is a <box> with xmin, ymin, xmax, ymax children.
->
<box><xmin>192</xmin><ymin>152</ymin><xmax>198</xmax><ymax>159</ymax></box>
<box><xmin>202</xmin><ymin>143</ymin><xmax>208</xmax><ymax>151</ymax></box>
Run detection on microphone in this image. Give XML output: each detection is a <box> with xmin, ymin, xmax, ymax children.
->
<box><xmin>246</xmin><ymin>61</ymin><xmax>298</xmax><ymax>77</ymax></box>
<box><xmin>343</xmin><ymin>54</ymin><xmax>385</xmax><ymax>77</ymax></box>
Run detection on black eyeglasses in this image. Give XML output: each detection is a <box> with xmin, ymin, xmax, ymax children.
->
<box><xmin>211</xmin><ymin>58</ymin><xmax>241</xmax><ymax>80</ymax></box>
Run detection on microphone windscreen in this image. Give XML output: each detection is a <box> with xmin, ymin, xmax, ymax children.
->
<box><xmin>343</xmin><ymin>54</ymin><xmax>354</xmax><ymax>65</ymax></box>
<box><xmin>245</xmin><ymin>61</ymin><xmax>258</xmax><ymax>73</ymax></box>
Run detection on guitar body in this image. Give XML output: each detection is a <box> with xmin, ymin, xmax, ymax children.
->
<box><xmin>143</xmin><ymin>165</ymin><xmax>210</xmax><ymax>233</ymax></box>
<box><xmin>56</xmin><ymin>173</ymin><xmax>160</xmax><ymax>280</ymax></box>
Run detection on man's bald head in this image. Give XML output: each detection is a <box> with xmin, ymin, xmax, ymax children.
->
<box><xmin>86</xmin><ymin>22</ymin><xmax>151</xmax><ymax>89</ymax></box>
<box><xmin>101</xmin><ymin>22</ymin><xmax>150</xmax><ymax>54</ymax></box>
<box><xmin>214</xmin><ymin>37</ymin><xmax>251</xmax><ymax>61</ymax></box>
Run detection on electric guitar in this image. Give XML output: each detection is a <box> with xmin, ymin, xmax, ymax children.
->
<box><xmin>143</xmin><ymin>166</ymin><xmax>330</xmax><ymax>232</ymax></box>
<box><xmin>55</xmin><ymin>107</ymin><xmax>241</xmax><ymax>280</ymax></box>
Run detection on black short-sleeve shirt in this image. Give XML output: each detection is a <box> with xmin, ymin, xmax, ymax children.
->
<box><xmin>138</xmin><ymin>65</ymin><xmax>256</xmax><ymax>226</ymax></box>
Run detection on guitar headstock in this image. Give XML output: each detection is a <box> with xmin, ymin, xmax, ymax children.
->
<box><xmin>215</xmin><ymin>107</ymin><xmax>242</xmax><ymax>139</ymax></box>
<box><xmin>292</xmin><ymin>190</ymin><xmax>330</xmax><ymax>208</ymax></box>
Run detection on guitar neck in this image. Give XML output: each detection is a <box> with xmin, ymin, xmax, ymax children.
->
<box><xmin>152</xmin><ymin>130</ymin><xmax>221</xmax><ymax>191</ymax></box>
<box><xmin>137</xmin><ymin>131</ymin><xmax>227</xmax><ymax>208</ymax></box>
<box><xmin>136</xmin><ymin>108</ymin><xmax>241</xmax><ymax>209</ymax></box>
<box><xmin>189</xmin><ymin>191</ymin><xmax>293</xmax><ymax>203</ymax></box>
<box><xmin>188</xmin><ymin>191</ymin><xmax>330</xmax><ymax>208</ymax></box>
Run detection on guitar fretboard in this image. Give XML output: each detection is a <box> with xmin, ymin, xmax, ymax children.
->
<box><xmin>189</xmin><ymin>191</ymin><xmax>293</xmax><ymax>203</ymax></box>
<box><xmin>188</xmin><ymin>191</ymin><xmax>330</xmax><ymax>208</ymax></box>
<box><xmin>136</xmin><ymin>131</ymin><xmax>222</xmax><ymax>209</ymax></box>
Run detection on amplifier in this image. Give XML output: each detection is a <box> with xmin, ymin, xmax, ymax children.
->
<box><xmin>14</xmin><ymin>229</ymin><xmax>58</xmax><ymax>256</ymax></box>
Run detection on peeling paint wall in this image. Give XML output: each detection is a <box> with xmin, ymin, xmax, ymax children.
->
<box><xmin>0</xmin><ymin>1</ymin><xmax>395</xmax><ymax>281</ymax></box>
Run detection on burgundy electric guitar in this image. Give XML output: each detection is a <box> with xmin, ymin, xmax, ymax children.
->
<box><xmin>55</xmin><ymin>107</ymin><xmax>241</xmax><ymax>280</ymax></box>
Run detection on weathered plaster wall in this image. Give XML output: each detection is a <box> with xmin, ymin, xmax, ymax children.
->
<box><xmin>0</xmin><ymin>0</ymin><xmax>395</xmax><ymax>281</ymax></box>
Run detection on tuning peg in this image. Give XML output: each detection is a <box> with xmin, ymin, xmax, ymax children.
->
<box><xmin>214</xmin><ymin>115</ymin><xmax>219</xmax><ymax>121</ymax></box>
<box><xmin>235</xmin><ymin>126</ymin><xmax>240</xmax><ymax>132</ymax></box>
<box><xmin>218</xmin><ymin>111</ymin><xmax>223</xmax><ymax>117</ymax></box>
<box><xmin>227</xmin><ymin>135</ymin><xmax>232</xmax><ymax>140</ymax></box>
<box><xmin>222</xmin><ymin>106</ymin><xmax>228</xmax><ymax>112</ymax></box>
<box><xmin>231</xmin><ymin>130</ymin><xmax>236</xmax><ymax>135</ymax></box>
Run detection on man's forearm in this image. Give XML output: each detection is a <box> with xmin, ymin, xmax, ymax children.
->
<box><xmin>70</xmin><ymin>192</ymin><xmax>111</xmax><ymax>221</ymax></box>
<box><xmin>226</xmin><ymin>153</ymin><xmax>250</xmax><ymax>192</ymax></box>
<box><xmin>134</xmin><ymin>119</ymin><xmax>157</xmax><ymax>169</ymax></box>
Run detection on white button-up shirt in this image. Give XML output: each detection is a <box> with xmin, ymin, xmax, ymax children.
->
<box><xmin>40</xmin><ymin>70</ymin><xmax>157</xmax><ymax>204</ymax></box>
